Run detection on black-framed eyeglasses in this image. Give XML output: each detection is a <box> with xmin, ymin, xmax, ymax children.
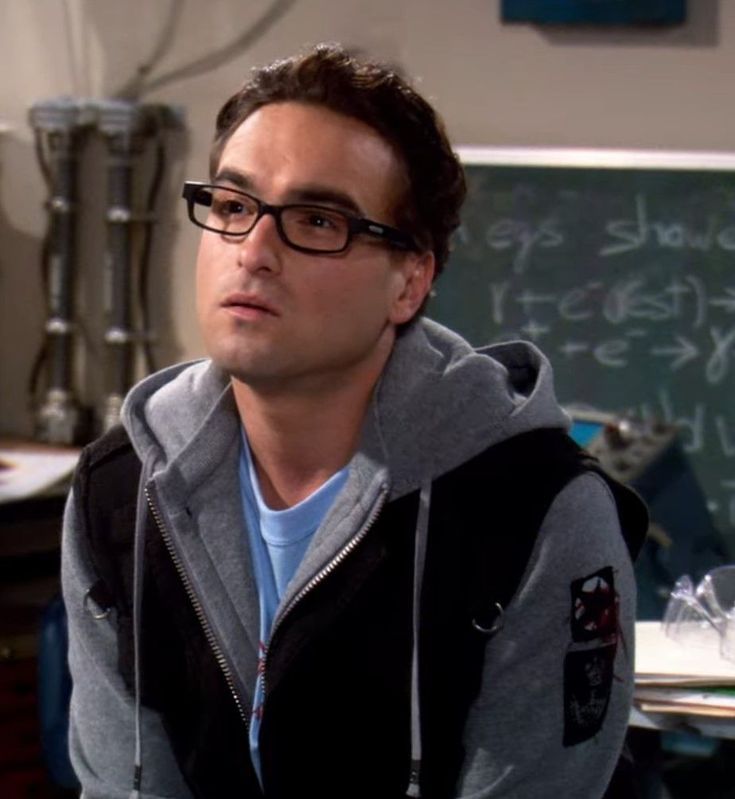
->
<box><xmin>181</xmin><ymin>181</ymin><xmax>418</xmax><ymax>255</ymax></box>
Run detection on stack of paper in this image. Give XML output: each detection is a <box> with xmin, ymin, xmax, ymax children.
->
<box><xmin>635</xmin><ymin>621</ymin><xmax>735</xmax><ymax>719</ymax></box>
<box><xmin>0</xmin><ymin>446</ymin><xmax>80</xmax><ymax>504</ymax></box>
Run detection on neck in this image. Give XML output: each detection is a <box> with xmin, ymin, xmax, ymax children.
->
<box><xmin>232</xmin><ymin>342</ymin><xmax>394</xmax><ymax>510</ymax></box>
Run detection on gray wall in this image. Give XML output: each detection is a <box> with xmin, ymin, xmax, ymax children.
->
<box><xmin>0</xmin><ymin>0</ymin><xmax>729</xmax><ymax>437</ymax></box>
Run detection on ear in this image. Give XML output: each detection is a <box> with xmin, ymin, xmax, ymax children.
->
<box><xmin>389</xmin><ymin>251</ymin><xmax>436</xmax><ymax>326</ymax></box>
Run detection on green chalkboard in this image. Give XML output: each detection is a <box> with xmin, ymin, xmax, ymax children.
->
<box><xmin>428</xmin><ymin>148</ymin><xmax>735</xmax><ymax>551</ymax></box>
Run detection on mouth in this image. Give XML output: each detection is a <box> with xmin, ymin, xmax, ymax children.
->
<box><xmin>222</xmin><ymin>292</ymin><xmax>279</xmax><ymax>317</ymax></box>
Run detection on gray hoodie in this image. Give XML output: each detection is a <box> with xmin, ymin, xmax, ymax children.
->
<box><xmin>62</xmin><ymin>317</ymin><xmax>636</xmax><ymax>798</ymax></box>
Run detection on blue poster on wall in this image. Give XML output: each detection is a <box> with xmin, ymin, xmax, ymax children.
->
<box><xmin>501</xmin><ymin>0</ymin><xmax>686</xmax><ymax>25</ymax></box>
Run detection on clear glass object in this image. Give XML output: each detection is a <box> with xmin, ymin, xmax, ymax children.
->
<box><xmin>663</xmin><ymin>565</ymin><xmax>735</xmax><ymax>662</ymax></box>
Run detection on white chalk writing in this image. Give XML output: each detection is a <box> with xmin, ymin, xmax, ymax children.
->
<box><xmin>601</xmin><ymin>194</ymin><xmax>735</xmax><ymax>257</ymax></box>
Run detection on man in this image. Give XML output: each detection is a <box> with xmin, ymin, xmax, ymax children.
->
<box><xmin>62</xmin><ymin>44</ymin><xmax>646</xmax><ymax>798</ymax></box>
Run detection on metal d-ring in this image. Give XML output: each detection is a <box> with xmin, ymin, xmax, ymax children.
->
<box><xmin>472</xmin><ymin>602</ymin><xmax>504</xmax><ymax>636</ymax></box>
<box><xmin>84</xmin><ymin>588</ymin><xmax>111</xmax><ymax>620</ymax></box>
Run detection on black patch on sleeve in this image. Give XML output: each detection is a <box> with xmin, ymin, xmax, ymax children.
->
<box><xmin>563</xmin><ymin>644</ymin><xmax>615</xmax><ymax>746</ymax></box>
<box><xmin>570</xmin><ymin>566</ymin><xmax>617</xmax><ymax>643</ymax></box>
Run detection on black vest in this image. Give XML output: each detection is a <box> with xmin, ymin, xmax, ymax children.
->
<box><xmin>74</xmin><ymin>425</ymin><xmax>647</xmax><ymax>799</ymax></box>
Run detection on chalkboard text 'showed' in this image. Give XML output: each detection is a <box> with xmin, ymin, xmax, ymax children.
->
<box><xmin>477</xmin><ymin>193</ymin><xmax>735</xmax><ymax>269</ymax></box>
<box><xmin>601</xmin><ymin>194</ymin><xmax>735</xmax><ymax>257</ymax></box>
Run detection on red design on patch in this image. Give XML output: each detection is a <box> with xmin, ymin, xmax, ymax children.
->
<box><xmin>570</xmin><ymin>566</ymin><xmax>617</xmax><ymax>642</ymax></box>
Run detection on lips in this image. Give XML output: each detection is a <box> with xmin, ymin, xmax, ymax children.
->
<box><xmin>222</xmin><ymin>292</ymin><xmax>279</xmax><ymax>316</ymax></box>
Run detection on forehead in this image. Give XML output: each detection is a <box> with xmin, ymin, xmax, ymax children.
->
<box><xmin>215</xmin><ymin>102</ymin><xmax>407</xmax><ymax>217</ymax></box>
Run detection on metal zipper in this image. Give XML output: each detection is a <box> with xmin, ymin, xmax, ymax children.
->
<box><xmin>262</xmin><ymin>483</ymin><xmax>389</xmax><ymax>697</ymax></box>
<box><xmin>144</xmin><ymin>485</ymin><xmax>250</xmax><ymax>729</ymax></box>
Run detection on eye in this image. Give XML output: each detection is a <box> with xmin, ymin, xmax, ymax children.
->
<box><xmin>305</xmin><ymin>211</ymin><xmax>337</xmax><ymax>229</ymax></box>
<box><xmin>213</xmin><ymin>198</ymin><xmax>245</xmax><ymax>217</ymax></box>
<box><xmin>291</xmin><ymin>207</ymin><xmax>346</xmax><ymax>230</ymax></box>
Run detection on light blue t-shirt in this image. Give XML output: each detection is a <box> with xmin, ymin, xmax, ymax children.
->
<box><xmin>238</xmin><ymin>433</ymin><xmax>349</xmax><ymax>783</ymax></box>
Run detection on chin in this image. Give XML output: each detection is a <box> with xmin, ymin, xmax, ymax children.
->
<box><xmin>209</xmin><ymin>348</ymin><xmax>288</xmax><ymax>386</ymax></box>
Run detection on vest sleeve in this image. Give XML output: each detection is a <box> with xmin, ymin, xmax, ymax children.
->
<box><xmin>61</xmin><ymin>487</ymin><xmax>195</xmax><ymax>799</ymax></box>
<box><xmin>454</xmin><ymin>471</ymin><xmax>636</xmax><ymax>798</ymax></box>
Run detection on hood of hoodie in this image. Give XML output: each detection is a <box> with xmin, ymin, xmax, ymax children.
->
<box><xmin>120</xmin><ymin>316</ymin><xmax>570</xmax><ymax>653</ymax></box>
<box><xmin>121</xmin><ymin>316</ymin><xmax>569</xmax><ymax>500</ymax></box>
<box><xmin>117</xmin><ymin>317</ymin><xmax>571</xmax><ymax>795</ymax></box>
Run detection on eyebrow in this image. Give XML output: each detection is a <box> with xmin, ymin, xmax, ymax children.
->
<box><xmin>213</xmin><ymin>168</ymin><xmax>365</xmax><ymax>217</ymax></box>
<box><xmin>287</xmin><ymin>186</ymin><xmax>363</xmax><ymax>217</ymax></box>
<box><xmin>213</xmin><ymin>168</ymin><xmax>254</xmax><ymax>192</ymax></box>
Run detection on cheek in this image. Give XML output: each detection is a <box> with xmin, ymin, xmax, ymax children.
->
<box><xmin>195</xmin><ymin>239</ymin><xmax>219</xmax><ymax>313</ymax></box>
<box><xmin>313</xmin><ymin>264</ymin><xmax>400</xmax><ymax>329</ymax></box>
<box><xmin>195</xmin><ymin>258</ymin><xmax>221</xmax><ymax>341</ymax></box>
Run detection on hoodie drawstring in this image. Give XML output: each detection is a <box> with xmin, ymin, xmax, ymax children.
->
<box><xmin>130</xmin><ymin>462</ymin><xmax>151</xmax><ymax>799</ymax></box>
<box><xmin>406</xmin><ymin>480</ymin><xmax>432</xmax><ymax>798</ymax></box>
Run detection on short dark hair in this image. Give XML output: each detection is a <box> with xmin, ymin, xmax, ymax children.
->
<box><xmin>209</xmin><ymin>43</ymin><xmax>466</xmax><ymax>278</ymax></box>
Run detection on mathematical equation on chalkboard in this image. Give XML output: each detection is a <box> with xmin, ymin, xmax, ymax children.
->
<box><xmin>430</xmin><ymin>158</ymin><xmax>735</xmax><ymax>548</ymax></box>
<box><xmin>484</xmin><ymin>276</ymin><xmax>735</xmax><ymax>384</ymax></box>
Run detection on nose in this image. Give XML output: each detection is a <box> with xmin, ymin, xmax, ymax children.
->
<box><xmin>235</xmin><ymin>210</ymin><xmax>283</xmax><ymax>275</ymax></box>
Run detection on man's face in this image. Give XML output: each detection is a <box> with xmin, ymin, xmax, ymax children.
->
<box><xmin>195</xmin><ymin>101</ymin><xmax>433</xmax><ymax>394</ymax></box>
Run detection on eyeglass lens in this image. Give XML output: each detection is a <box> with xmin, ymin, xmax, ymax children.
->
<box><xmin>191</xmin><ymin>185</ymin><xmax>352</xmax><ymax>252</ymax></box>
